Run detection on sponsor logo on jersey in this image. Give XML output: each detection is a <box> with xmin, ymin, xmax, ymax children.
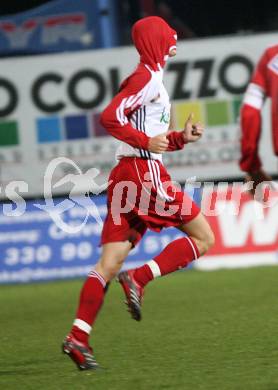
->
<box><xmin>160</xmin><ymin>107</ymin><xmax>170</xmax><ymax>124</ymax></box>
<box><xmin>267</xmin><ymin>54</ymin><xmax>278</xmax><ymax>75</ymax></box>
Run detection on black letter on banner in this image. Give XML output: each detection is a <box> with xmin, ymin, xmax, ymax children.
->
<box><xmin>32</xmin><ymin>73</ymin><xmax>64</xmax><ymax>113</ymax></box>
<box><xmin>0</xmin><ymin>78</ymin><xmax>18</xmax><ymax>117</ymax></box>
<box><xmin>167</xmin><ymin>62</ymin><xmax>191</xmax><ymax>99</ymax></box>
<box><xmin>219</xmin><ymin>55</ymin><xmax>253</xmax><ymax>94</ymax></box>
<box><xmin>68</xmin><ymin>70</ymin><xmax>105</xmax><ymax>109</ymax></box>
<box><xmin>109</xmin><ymin>68</ymin><xmax>121</xmax><ymax>96</ymax></box>
<box><xmin>193</xmin><ymin>59</ymin><xmax>217</xmax><ymax>98</ymax></box>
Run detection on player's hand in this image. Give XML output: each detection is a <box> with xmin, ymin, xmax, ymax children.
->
<box><xmin>183</xmin><ymin>113</ymin><xmax>204</xmax><ymax>143</ymax></box>
<box><xmin>148</xmin><ymin>133</ymin><xmax>169</xmax><ymax>153</ymax></box>
<box><xmin>245</xmin><ymin>168</ymin><xmax>273</xmax><ymax>199</ymax></box>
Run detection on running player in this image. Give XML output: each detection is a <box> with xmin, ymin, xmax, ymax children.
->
<box><xmin>62</xmin><ymin>16</ymin><xmax>215</xmax><ymax>370</ymax></box>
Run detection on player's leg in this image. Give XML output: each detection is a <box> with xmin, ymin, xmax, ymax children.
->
<box><xmin>119</xmin><ymin>213</ymin><xmax>214</xmax><ymax>321</ymax></box>
<box><xmin>118</xmin><ymin>159</ymin><xmax>215</xmax><ymax>319</ymax></box>
<box><xmin>63</xmin><ymin>240</ymin><xmax>132</xmax><ymax>370</ymax></box>
<box><xmin>72</xmin><ymin>241</ymin><xmax>132</xmax><ymax>338</ymax></box>
<box><xmin>178</xmin><ymin>212</ymin><xmax>215</xmax><ymax>255</ymax></box>
<box><xmin>133</xmin><ymin>212</ymin><xmax>214</xmax><ymax>287</ymax></box>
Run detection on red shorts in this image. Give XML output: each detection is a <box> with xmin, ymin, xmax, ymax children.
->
<box><xmin>101</xmin><ymin>157</ymin><xmax>200</xmax><ymax>247</ymax></box>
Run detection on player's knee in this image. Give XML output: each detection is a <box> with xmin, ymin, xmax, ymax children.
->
<box><xmin>194</xmin><ymin>228</ymin><xmax>215</xmax><ymax>256</ymax></box>
<box><xmin>96</xmin><ymin>263</ymin><xmax>119</xmax><ymax>281</ymax></box>
<box><xmin>97</xmin><ymin>255</ymin><xmax>125</xmax><ymax>281</ymax></box>
<box><xmin>104</xmin><ymin>265</ymin><xmax>120</xmax><ymax>281</ymax></box>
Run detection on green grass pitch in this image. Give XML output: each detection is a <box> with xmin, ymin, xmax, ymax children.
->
<box><xmin>1</xmin><ymin>266</ymin><xmax>278</xmax><ymax>390</ymax></box>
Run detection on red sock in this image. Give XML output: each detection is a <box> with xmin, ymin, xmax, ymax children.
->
<box><xmin>134</xmin><ymin>237</ymin><xmax>200</xmax><ymax>287</ymax></box>
<box><xmin>71</xmin><ymin>270</ymin><xmax>106</xmax><ymax>344</ymax></box>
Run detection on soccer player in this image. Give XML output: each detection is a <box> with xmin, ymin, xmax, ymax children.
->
<box><xmin>240</xmin><ymin>44</ymin><xmax>278</xmax><ymax>194</ymax></box>
<box><xmin>62</xmin><ymin>16</ymin><xmax>215</xmax><ymax>370</ymax></box>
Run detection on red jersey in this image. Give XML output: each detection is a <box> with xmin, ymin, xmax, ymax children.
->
<box><xmin>100</xmin><ymin>16</ymin><xmax>186</xmax><ymax>161</ymax></box>
<box><xmin>240</xmin><ymin>44</ymin><xmax>278</xmax><ymax>172</ymax></box>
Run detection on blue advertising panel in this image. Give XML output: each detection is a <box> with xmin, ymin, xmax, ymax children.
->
<box><xmin>0</xmin><ymin>186</ymin><xmax>201</xmax><ymax>284</ymax></box>
<box><xmin>0</xmin><ymin>0</ymin><xmax>119</xmax><ymax>55</ymax></box>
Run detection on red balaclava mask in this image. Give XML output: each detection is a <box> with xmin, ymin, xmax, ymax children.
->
<box><xmin>132</xmin><ymin>16</ymin><xmax>177</xmax><ymax>71</ymax></box>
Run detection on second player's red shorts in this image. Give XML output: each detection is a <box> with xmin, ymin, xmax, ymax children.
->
<box><xmin>101</xmin><ymin>157</ymin><xmax>200</xmax><ymax>247</ymax></box>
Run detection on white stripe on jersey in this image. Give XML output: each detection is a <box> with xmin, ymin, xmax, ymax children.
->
<box><xmin>243</xmin><ymin>83</ymin><xmax>265</xmax><ymax>110</ymax></box>
<box><xmin>126</xmin><ymin>93</ymin><xmax>143</xmax><ymax>109</ymax></box>
<box><xmin>125</xmin><ymin>95</ymin><xmax>136</xmax><ymax>107</ymax></box>
<box><xmin>115</xmin><ymin>90</ymin><xmax>145</xmax><ymax>127</ymax></box>
<box><xmin>116</xmin><ymin>97</ymin><xmax>127</xmax><ymax>125</ymax></box>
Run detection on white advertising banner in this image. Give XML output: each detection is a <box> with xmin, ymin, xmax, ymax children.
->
<box><xmin>195</xmin><ymin>183</ymin><xmax>278</xmax><ymax>271</ymax></box>
<box><xmin>0</xmin><ymin>32</ymin><xmax>277</xmax><ymax>199</ymax></box>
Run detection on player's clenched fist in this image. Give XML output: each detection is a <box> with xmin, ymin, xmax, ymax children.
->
<box><xmin>148</xmin><ymin>133</ymin><xmax>169</xmax><ymax>153</ymax></box>
<box><xmin>183</xmin><ymin>112</ymin><xmax>204</xmax><ymax>143</ymax></box>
